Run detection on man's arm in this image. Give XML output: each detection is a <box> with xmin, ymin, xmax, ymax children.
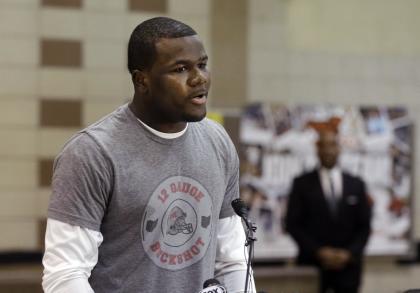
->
<box><xmin>215</xmin><ymin>215</ymin><xmax>256</xmax><ymax>293</ymax></box>
<box><xmin>346</xmin><ymin>179</ymin><xmax>372</xmax><ymax>259</ymax></box>
<box><xmin>42</xmin><ymin>219</ymin><xmax>102</xmax><ymax>293</ymax></box>
<box><xmin>43</xmin><ymin>134</ymin><xmax>112</xmax><ymax>292</ymax></box>
<box><xmin>285</xmin><ymin>177</ymin><xmax>321</xmax><ymax>257</ymax></box>
<box><xmin>212</xmin><ymin>121</ymin><xmax>256</xmax><ymax>291</ymax></box>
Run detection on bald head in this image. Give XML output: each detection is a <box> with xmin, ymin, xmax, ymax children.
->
<box><xmin>317</xmin><ymin>130</ymin><xmax>340</xmax><ymax>169</ymax></box>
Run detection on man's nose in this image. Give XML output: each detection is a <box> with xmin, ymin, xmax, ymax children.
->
<box><xmin>189</xmin><ymin>68</ymin><xmax>208</xmax><ymax>87</ymax></box>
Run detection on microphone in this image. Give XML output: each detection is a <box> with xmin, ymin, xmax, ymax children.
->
<box><xmin>231</xmin><ymin>198</ymin><xmax>256</xmax><ymax>293</ymax></box>
<box><xmin>231</xmin><ymin>198</ymin><xmax>249</xmax><ymax>219</ymax></box>
<box><xmin>199</xmin><ymin>278</ymin><xmax>227</xmax><ymax>293</ymax></box>
<box><xmin>231</xmin><ymin>198</ymin><xmax>252</xmax><ymax>228</ymax></box>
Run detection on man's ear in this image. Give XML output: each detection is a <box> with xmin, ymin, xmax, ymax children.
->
<box><xmin>132</xmin><ymin>70</ymin><xmax>149</xmax><ymax>93</ymax></box>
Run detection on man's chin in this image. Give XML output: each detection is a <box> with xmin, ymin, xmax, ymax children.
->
<box><xmin>184</xmin><ymin>112</ymin><xmax>207</xmax><ymax>122</ymax></box>
<box><xmin>322</xmin><ymin>162</ymin><xmax>337</xmax><ymax>169</ymax></box>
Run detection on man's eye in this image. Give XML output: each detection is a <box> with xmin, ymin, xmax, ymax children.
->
<box><xmin>198</xmin><ymin>62</ymin><xmax>207</xmax><ymax>69</ymax></box>
<box><xmin>174</xmin><ymin>66</ymin><xmax>187</xmax><ymax>73</ymax></box>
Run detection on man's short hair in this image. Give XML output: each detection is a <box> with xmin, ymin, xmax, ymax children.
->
<box><xmin>127</xmin><ymin>17</ymin><xmax>197</xmax><ymax>73</ymax></box>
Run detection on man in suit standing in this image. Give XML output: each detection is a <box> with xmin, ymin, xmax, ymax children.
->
<box><xmin>286</xmin><ymin>130</ymin><xmax>372</xmax><ymax>293</ymax></box>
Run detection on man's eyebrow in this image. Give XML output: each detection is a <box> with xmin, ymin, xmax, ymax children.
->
<box><xmin>171</xmin><ymin>55</ymin><xmax>208</xmax><ymax>66</ymax></box>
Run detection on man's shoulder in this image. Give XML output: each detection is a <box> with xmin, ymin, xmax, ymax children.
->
<box><xmin>342</xmin><ymin>171</ymin><xmax>365</xmax><ymax>185</ymax></box>
<box><xmin>294</xmin><ymin>169</ymin><xmax>318</xmax><ymax>181</ymax></box>
<box><xmin>57</xmin><ymin>131</ymin><xmax>104</xmax><ymax>163</ymax></box>
<box><xmin>58</xmin><ymin>104</ymin><xmax>129</xmax><ymax>157</ymax></box>
<box><xmin>196</xmin><ymin>117</ymin><xmax>225</xmax><ymax>131</ymax></box>
<box><xmin>77</xmin><ymin>103</ymin><xmax>135</xmax><ymax>145</ymax></box>
<box><xmin>192</xmin><ymin>118</ymin><xmax>231</xmax><ymax>142</ymax></box>
<box><xmin>84</xmin><ymin>103</ymin><xmax>128</xmax><ymax>133</ymax></box>
<box><xmin>192</xmin><ymin>118</ymin><xmax>238</xmax><ymax>159</ymax></box>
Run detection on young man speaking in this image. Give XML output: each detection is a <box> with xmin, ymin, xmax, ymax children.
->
<box><xmin>42</xmin><ymin>17</ymin><xmax>256</xmax><ymax>293</ymax></box>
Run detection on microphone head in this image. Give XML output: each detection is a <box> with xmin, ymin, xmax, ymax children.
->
<box><xmin>231</xmin><ymin>198</ymin><xmax>249</xmax><ymax>218</ymax></box>
<box><xmin>203</xmin><ymin>278</ymin><xmax>220</xmax><ymax>288</ymax></box>
<box><xmin>199</xmin><ymin>285</ymin><xmax>227</xmax><ymax>293</ymax></box>
<box><xmin>200</xmin><ymin>278</ymin><xmax>227</xmax><ymax>293</ymax></box>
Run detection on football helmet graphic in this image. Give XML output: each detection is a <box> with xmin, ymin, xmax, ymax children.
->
<box><xmin>166</xmin><ymin>206</ymin><xmax>193</xmax><ymax>235</ymax></box>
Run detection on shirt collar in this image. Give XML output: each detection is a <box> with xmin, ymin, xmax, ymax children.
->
<box><xmin>137</xmin><ymin>119</ymin><xmax>188</xmax><ymax>139</ymax></box>
<box><xmin>320</xmin><ymin>165</ymin><xmax>340</xmax><ymax>177</ymax></box>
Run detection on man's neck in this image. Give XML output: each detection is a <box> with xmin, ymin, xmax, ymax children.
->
<box><xmin>320</xmin><ymin>165</ymin><xmax>340</xmax><ymax>173</ymax></box>
<box><xmin>128</xmin><ymin>100</ymin><xmax>187</xmax><ymax>133</ymax></box>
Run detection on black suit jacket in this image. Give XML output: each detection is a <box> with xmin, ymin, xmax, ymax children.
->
<box><xmin>285</xmin><ymin>169</ymin><xmax>372</xmax><ymax>267</ymax></box>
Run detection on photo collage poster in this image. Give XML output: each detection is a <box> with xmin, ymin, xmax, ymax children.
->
<box><xmin>239</xmin><ymin>103</ymin><xmax>413</xmax><ymax>259</ymax></box>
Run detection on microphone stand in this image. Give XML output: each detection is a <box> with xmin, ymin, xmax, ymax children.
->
<box><xmin>243</xmin><ymin>220</ymin><xmax>257</xmax><ymax>293</ymax></box>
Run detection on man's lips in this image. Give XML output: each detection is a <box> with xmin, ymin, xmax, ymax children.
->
<box><xmin>190</xmin><ymin>94</ymin><xmax>207</xmax><ymax>105</ymax></box>
<box><xmin>189</xmin><ymin>91</ymin><xmax>208</xmax><ymax>105</ymax></box>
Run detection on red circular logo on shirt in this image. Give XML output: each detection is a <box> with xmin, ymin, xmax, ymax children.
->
<box><xmin>141</xmin><ymin>176</ymin><xmax>213</xmax><ymax>270</ymax></box>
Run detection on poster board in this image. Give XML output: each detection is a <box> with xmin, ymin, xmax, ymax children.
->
<box><xmin>239</xmin><ymin>104</ymin><xmax>413</xmax><ymax>258</ymax></box>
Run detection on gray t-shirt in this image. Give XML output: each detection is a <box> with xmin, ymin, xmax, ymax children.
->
<box><xmin>48</xmin><ymin>104</ymin><xmax>239</xmax><ymax>293</ymax></box>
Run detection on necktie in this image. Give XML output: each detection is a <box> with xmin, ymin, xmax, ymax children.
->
<box><xmin>328</xmin><ymin>175</ymin><xmax>337</xmax><ymax>214</ymax></box>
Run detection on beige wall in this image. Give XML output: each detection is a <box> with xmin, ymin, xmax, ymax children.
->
<box><xmin>1</xmin><ymin>0</ymin><xmax>420</xmax><ymax>292</ymax></box>
<box><xmin>0</xmin><ymin>0</ymin><xmax>211</xmax><ymax>251</ymax></box>
<box><xmin>249</xmin><ymin>0</ymin><xmax>420</xmax><ymax>235</ymax></box>
<box><xmin>287</xmin><ymin>0</ymin><xmax>420</xmax><ymax>55</ymax></box>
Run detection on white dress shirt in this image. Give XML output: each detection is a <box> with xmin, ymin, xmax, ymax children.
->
<box><xmin>319</xmin><ymin>166</ymin><xmax>342</xmax><ymax>201</ymax></box>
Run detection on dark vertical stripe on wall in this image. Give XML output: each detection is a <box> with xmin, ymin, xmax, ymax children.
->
<box><xmin>38</xmin><ymin>219</ymin><xmax>47</xmax><ymax>251</ymax></box>
<box><xmin>41</xmin><ymin>39</ymin><xmax>82</xmax><ymax>68</ymax></box>
<box><xmin>129</xmin><ymin>0</ymin><xmax>167</xmax><ymax>13</ymax></box>
<box><xmin>211</xmin><ymin>0</ymin><xmax>248</xmax><ymax>108</ymax></box>
<box><xmin>40</xmin><ymin>99</ymin><xmax>82</xmax><ymax>127</ymax></box>
<box><xmin>223</xmin><ymin>115</ymin><xmax>241</xmax><ymax>152</ymax></box>
<box><xmin>38</xmin><ymin>159</ymin><xmax>54</xmax><ymax>187</ymax></box>
<box><xmin>41</xmin><ymin>0</ymin><xmax>82</xmax><ymax>8</ymax></box>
